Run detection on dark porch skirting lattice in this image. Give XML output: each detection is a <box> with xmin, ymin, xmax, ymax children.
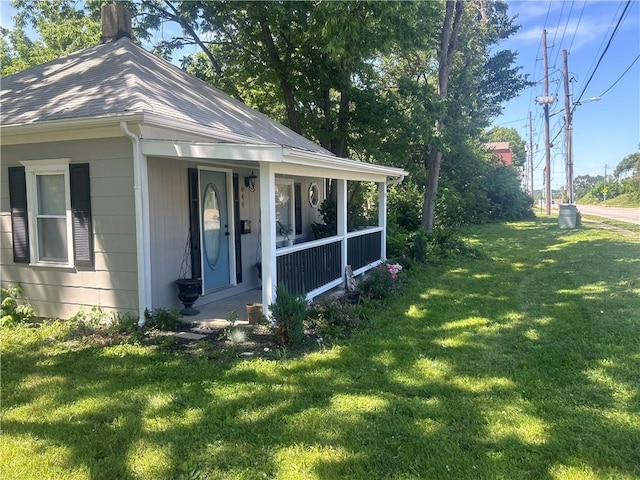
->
<box><xmin>347</xmin><ymin>230</ymin><xmax>382</xmax><ymax>271</ymax></box>
<box><xmin>276</xmin><ymin>240</ymin><xmax>342</xmax><ymax>296</ymax></box>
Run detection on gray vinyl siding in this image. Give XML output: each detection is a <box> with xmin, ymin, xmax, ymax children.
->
<box><xmin>147</xmin><ymin>157</ymin><xmax>264</xmax><ymax>310</ymax></box>
<box><xmin>0</xmin><ymin>137</ymin><xmax>138</xmax><ymax>319</ymax></box>
<box><xmin>147</xmin><ymin>156</ymin><xmax>189</xmax><ymax>310</ymax></box>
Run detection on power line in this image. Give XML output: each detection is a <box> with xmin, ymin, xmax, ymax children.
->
<box><xmin>597</xmin><ymin>54</ymin><xmax>640</xmax><ymax>98</ymax></box>
<box><xmin>551</xmin><ymin>1</ymin><xmax>574</xmax><ymax>69</ymax></box>
<box><xmin>580</xmin><ymin>1</ymin><xmax>625</xmax><ymax>88</ymax></box>
<box><xmin>567</xmin><ymin>0</ymin><xmax>587</xmax><ymax>52</ymax></box>
<box><xmin>493</xmin><ymin>117</ymin><xmax>529</xmax><ymax>127</ymax></box>
<box><xmin>574</xmin><ymin>0</ymin><xmax>632</xmax><ymax>104</ymax></box>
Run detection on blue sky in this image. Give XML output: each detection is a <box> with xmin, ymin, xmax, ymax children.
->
<box><xmin>2</xmin><ymin>0</ymin><xmax>638</xmax><ymax>192</ymax></box>
<box><xmin>496</xmin><ymin>0</ymin><xmax>639</xmax><ymax>190</ymax></box>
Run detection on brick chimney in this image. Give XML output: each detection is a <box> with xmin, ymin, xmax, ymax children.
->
<box><xmin>100</xmin><ymin>4</ymin><xmax>132</xmax><ymax>43</ymax></box>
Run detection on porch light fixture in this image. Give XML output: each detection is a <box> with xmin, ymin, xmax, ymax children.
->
<box><xmin>245</xmin><ymin>171</ymin><xmax>257</xmax><ymax>192</ymax></box>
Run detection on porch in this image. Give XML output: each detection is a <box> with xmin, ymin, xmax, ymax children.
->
<box><xmin>142</xmin><ymin>140</ymin><xmax>407</xmax><ymax>318</ymax></box>
<box><xmin>181</xmin><ymin>288</ymin><xmax>262</xmax><ymax>328</ymax></box>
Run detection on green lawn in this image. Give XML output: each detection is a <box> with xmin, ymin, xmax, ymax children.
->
<box><xmin>2</xmin><ymin>217</ymin><xmax>639</xmax><ymax>479</ymax></box>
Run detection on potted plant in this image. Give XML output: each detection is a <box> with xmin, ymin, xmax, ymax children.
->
<box><xmin>175</xmin><ymin>232</ymin><xmax>201</xmax><ymax>315</ymax></box>
<box><xmin>277</xmin><ymin>220</ymin><xmax>294</xmax><ymax>246</ymax></box>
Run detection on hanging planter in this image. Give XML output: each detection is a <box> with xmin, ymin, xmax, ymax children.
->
<box><xmin>176</xmin><ymin>232</ymin><xmax>201</xmax><ymax>316</ymax></box>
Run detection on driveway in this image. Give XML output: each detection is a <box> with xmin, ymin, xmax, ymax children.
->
<box><xmin>576</xmin><ymin>204</ymin><xmax>640</xmax><ymax>224</ymax></box>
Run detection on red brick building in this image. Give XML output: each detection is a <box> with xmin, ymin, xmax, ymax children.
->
<box><xmin>485</xmin><ymin>142</ymin><xmax>513</xmax><ymax>166</ymax></box>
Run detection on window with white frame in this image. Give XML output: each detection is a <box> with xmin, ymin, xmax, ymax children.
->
<box><xmin>275</xmin><ymin>178</ymin><xmax>295</xmax><ymax>241</ymax></box>
<box><xmin>23</xmin><ymin>160</ymin><xmax>74</xmax><ymax>266</ymax></box>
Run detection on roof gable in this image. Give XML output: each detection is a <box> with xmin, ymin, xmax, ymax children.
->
<box><xmin>1</xmin><ymin>38</ymin><xmax>329</xmax><ymax>154</ymax></box>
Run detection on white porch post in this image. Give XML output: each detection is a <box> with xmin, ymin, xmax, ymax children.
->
<box><xmin>378</xmin><ymin>181</ymin><xmax>387</xmax><ymax>260</ymax></box>
<box><xmin>260</xmin><ymin>163</ymin><xmax>277</xmax><ymax>316</ymax></box>
<box><xmin>337</xmin><ymin>178</ymin><xmax>348</xmax><ymax>279</ymax></box>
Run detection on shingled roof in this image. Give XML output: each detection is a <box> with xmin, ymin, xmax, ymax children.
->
<box><xmin>1</xmin><ymin>37</ymin><xmax>330</xmax><ymax>155</ymax></box>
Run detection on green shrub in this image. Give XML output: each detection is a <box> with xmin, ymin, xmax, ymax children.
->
<box><xmin>411</xmin><ymin>229</ymin><xmax>429</xmax><ymax>263</ymax></box>
<box><xmin>306</xmin><ymin>298</ymin><xmax>363</xmax><ymax>340</ymax></box>
<box><xmin>69</xmin><ymin>305</ymin><xmax>114</xmax><ymax>328</ymax></box>
<box><xmin>67</xmin><ymin>306</ymin><xmax>139</xmax><ymax>338</ymax></box>
<box><xmin>1</xmin><ymin>285</ymin><xmax>35</xmax><ymax>326</ymax></box>
<box><xmin>388</xmin><ymin>182</ymin><xmax>422</xmax><ymax>232</ymax></box>
<box><xmin>386</xmin><ymin>221</ymin><xmax>411</xmax><ymax>258</ymax></box>
<box><xmin>269</xmin><ymin>284</ymin><xmax>307</xmax><ymax>346</ymax></box>
<box><xmin>144</xmin><ymin>307</ymin><xmax>181</xmax><ymax>330</ymax></box>
<box><xmin>360</xmin><ymin>263</ymin><xmax>403</xmax><ymax>300</ymax></box>
<box><xmin>420</xmin><ymin>229</ymin><xmax>484</xmax><ymax>262</ymax></box>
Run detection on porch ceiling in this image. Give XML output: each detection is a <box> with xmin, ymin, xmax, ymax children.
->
<box><xmin>140</xmin><ymin>139</ymin><xmax>407</xmax><ymax>183</ymax></box>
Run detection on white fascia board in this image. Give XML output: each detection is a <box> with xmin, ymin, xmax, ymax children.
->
<box><xmin>0</xmin><ymin>113</ymin><xmax>144</xmax><ymax>145</ymax></box>
<box><xmin>140</xmin><ymin>139</ymin><xmax>283</xmax><ymax>163</ymax></box>
<box><xmin>282</xmin><ymin>147</ymin><xmax>408</xmax><ymax>182</ymax></box>
<box><xmin>270</xmin><ymin>162</ymin><xmax>386</xmax><ymax>183</ymax></box>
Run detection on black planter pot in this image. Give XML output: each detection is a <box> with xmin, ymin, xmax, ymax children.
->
<box><xmin>175</xmin><ymin>278</ymin><xmax>202</xmax><ymax>316</ymax></box>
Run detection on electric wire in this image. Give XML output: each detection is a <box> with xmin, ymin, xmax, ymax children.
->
<box><xmin>579</xmin><ymin>1</ymin><xmax>625</xmax><ymax>94</ymax></box>
<box><xmin>567</xmin><ymin>0</ymin><xmax>587</xmax><ymax>52</ymax></box>
<box><xmin>551</xmin><ymin>1</ymin><xmax>574</xmax><ymax>69</ymax></box>
<box><xmin>597</xmin><ymin>54</ymin><xmax>640</xmax><ymax>98</ymax></box>
<box><xmin>549</xmin><ymin>0</ymin><xmax>567</xmax><ymax>69</ymax></box>
<box><xmin>574</xmin><ymin>0</ymin><xmax>632</xmax><ymax>104</ymax></box>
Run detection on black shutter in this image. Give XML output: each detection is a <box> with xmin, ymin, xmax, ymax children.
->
<box><xmin>188</xmin><ymin>168</ymin><xmax>201</xmax><ymax>279</ymax></box>
<box><xmin>294</xmin><ymin>183</ymin><xmax>302</xmax><ymax>235</ymax></box>
<box><xmin>8</xmin><ymin>166</ymin><xmax>30</xmax><ymax>263</ymax></box>
<box><xmin>233</xmin><ymin>173</ymin><xmax>242</xmax><ymax>284</ymax></box>
<box><xmin>70</xmin><ymin>163</ymin><xmax>94</xmax><ymax>267</ymax></box>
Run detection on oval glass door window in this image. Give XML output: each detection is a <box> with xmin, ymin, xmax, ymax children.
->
<box><xmin>203</xmin><ymin>183</ymin><xmax>222</xmax><ymax>268</ymax></box>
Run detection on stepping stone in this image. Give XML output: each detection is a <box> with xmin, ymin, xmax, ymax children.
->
<box><xmin>174</xmin><ymin>331</ymin><xmax>207</xmax><ymax>341</ymax></box>
<box><xmin>190</xmin><ymin>327</ymin><xmax>214</xmax><ymax>335</ymax></box>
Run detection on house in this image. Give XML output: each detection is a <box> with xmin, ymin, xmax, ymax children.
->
<box><xmin>485</xmin><ymin>142</ymin><xmax>513</xmax><ymax>166</ymax></box>
<box><xmin>0</xmin><ymin>5</ymin><xmax>406</xmax><ymax>322</ymax></box>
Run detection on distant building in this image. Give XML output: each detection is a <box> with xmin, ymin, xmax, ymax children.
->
<box><xmin>485</xmin><ymin>142</ymin><xmax>513</xmax><ymax>166</ymax></box>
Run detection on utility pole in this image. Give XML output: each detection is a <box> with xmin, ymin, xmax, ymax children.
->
<box><xmin>542</xmin><ymin>29</ymin><xmax>552</xmax><ymax>214</ymax></box>
<box><xmin>529</xmin><ymin>111</ymin><xmax>534</xmax><ymax>197</ymax></box>
<box><xmin>562</xmin><ymin>49</ymin><xmax>574</xmax><ymax>203</ymax></box>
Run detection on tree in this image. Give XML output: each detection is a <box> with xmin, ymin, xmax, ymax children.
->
<box><xmin>422</xmin><ymin>0</ymin><xmax>464</xmax><ymax>233</ymax></box>
<box><xmin>419</xmin><ymin>0</ymin><xmax>528</xmax><ymax>231</ymax></box>
<box><xmin>1</xmin><ymin>0</ymin><xmax>100</xmax><ymax>76</ymax></box>
<box><xmin>4</xmin><ymin>0</ymin><xmax>531</xmax><ymax>228</ymax></box>
<box><xmin>613</xmin><ymin>152</ymin><xmax>640</xmax><ymax>179</ymax></box>
<box><xmin>574</xmin><ymin>175</ymin><xmax>604</xmax><ymax>200</ymax></box>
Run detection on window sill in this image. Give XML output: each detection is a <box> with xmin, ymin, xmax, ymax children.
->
<box><xmin>28</xmin><ymin>262</ymin><xmax>76</xmax><ymax>271</ymax></box>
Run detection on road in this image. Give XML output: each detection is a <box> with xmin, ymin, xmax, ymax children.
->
<box><xmin>576</xmin><ymin>204</ymin><xmax>640</xmax><ymax>224</ymax></box>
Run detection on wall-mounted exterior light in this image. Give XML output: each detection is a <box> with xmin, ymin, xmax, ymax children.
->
<box><xmin>245</xmin><ymin>171</ymin><xmax>257</xmax><ymax>192</ymax></box>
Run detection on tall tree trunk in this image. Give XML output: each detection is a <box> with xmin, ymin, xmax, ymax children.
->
<box><xmin>333</xmin><ymin>61</ymin><xmax>351</xmax><ymax>158</ymax></box>
<box><xmin>422</xmin><ymin>0</ymin><xmax>464</xmax><ymax>232</ymax></box>
<box><xmin>423</xmin><ymin>127</ymin><xmax>443</xmax><ymax>232</ymax></box>
<box><xmin>258</xmin><ymin>13</ymin><xmax>301</xmax><ymax>134</ymax></box>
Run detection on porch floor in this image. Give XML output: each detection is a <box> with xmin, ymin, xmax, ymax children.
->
<box><xmin>179</xmin><ymin>289</ymin><xmax>262</xmax><ymax>328</ymax></box>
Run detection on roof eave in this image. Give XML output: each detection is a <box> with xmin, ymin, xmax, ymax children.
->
<box><xmin>0</xmin><ymin>113</ymin><xmax>145</xmax><ymax>145</ymax></box>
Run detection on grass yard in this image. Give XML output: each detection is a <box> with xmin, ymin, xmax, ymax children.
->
<box><xmin>1</xmin><ymin>217</ymin><xmax>639</xmax><ymax>479</ymax></box>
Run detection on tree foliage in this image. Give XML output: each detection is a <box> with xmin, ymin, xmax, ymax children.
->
<box><xmin>574</xmin><ymin>175</ymin><xmax>604</xmax><ymax>200</ymax></box>
<box><xmin>3</xmin><ymin>0</ymin><xmax>532</xmax><ymax>231</ymax></box>
<box><xmin>1</xmin><ymin>0</ymin><xmax>100</xmax><ymax>76</ymax></box>
<box><xmin>613</xmin><ymin>152</ymin><xmax>640</xmax><ymax>179</ymax></box>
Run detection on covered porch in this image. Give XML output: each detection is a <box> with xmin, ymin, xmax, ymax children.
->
<box><xmin>141</xmin><ymin>140</ymin><xmax>407</xmax><ymax>316</ymax></box>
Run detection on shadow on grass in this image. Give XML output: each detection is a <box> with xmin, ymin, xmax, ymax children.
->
<box><xmin>2</xmin><ymin>218</ymin><xmax>639</xmax><ymax>479</ymax></box>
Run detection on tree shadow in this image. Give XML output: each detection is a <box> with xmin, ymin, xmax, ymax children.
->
<box><xmin>2</xmin><ymin>219</ymin><xmax>639</xmax><ymax>479</ymax></box>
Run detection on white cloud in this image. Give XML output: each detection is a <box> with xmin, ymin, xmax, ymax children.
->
<box><xmin>509</xmin><ymin>0</ymin><xmax>559</xmax><ymax>20</ymax></box>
